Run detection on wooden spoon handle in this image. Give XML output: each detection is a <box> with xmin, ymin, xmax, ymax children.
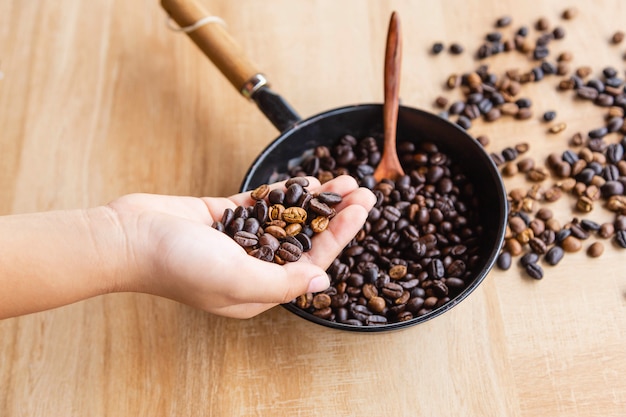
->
<box><xmin>161</xmin><ymin>0</ymin><xmax>263</xmax><ymax>96</ymax></box>
<box><xmin>381</xmin><ymin>11</ymin><xmax>404</xmax><ymax>177</ymax></box>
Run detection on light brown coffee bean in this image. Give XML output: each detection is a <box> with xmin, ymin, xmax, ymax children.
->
<box><xmin>311</xmin><ymin>216</ymin><xmax>330</xmax><ymax>233</ymax></box>
<box><xmin>264</xmin><ymin>225</ymin><xmax>287</xmax><ymax>239</ymax></box>
<box><xmin>389</xmin><ymin>264</ymin><xmax>408</xmax><ymax>280</ymax></box>
<box><xmin>282</xmin><ymin>207</ymin><xmax>308</xmax><ymax>224</ymax></box>
<box><xmin>368</xmin><ymin>296</ymin><xmax>386</xmax><ymax>313</ymax></box>
<box><xmin>312</xmin><ymin>293</ymin><xmax>332</xmax><ymax>309</ymax></box>
<box><xmin>269</xmin><ymin>204</ymin><xmax>285</xmax><ymax>221</ymax></box>
<box><xmin>251</xmin><ymin>184</ymin><xmax>270</xmax><ymax>200</ymax></box>
<box><xmin>587</xmin><ymin>242</ymin><xmax>604</xmax><ymax>257</ymax></box>
<box><xmin>561</xmin><ymin>235</ymin><xmax>582</xmax><ymax>252</ymax></box>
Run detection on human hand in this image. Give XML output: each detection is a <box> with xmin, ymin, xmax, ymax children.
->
<box><xmin>108</xmin><ymin>175</ymin><xmax>375</xmax><ymax>318</ymax></box>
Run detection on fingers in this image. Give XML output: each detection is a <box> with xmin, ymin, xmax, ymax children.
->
<box><xmin>226</xmin><ymin>176</ymin><xmax>322</xmax><ymax>207</ymax></box>
<box><xmin>303</xmin><ymin>188</ymin><xmax>375</xmax><ymax>269</ymax></box>
<box><xmin>219</xmin><ymin>252</ymin><xmax>330</xmax><ymax>306</ymax></box>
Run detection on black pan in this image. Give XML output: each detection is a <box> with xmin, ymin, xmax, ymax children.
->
<box><xmin>162</xmin><ymin>0</ymin><xmax>508</xmax><ymax>332</ymax></box>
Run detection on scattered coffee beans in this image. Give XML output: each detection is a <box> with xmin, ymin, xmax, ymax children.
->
<box><xmin>432</xmin><ymin>8</ymin><xmax>626</xmax><ymax>282</ymax></box>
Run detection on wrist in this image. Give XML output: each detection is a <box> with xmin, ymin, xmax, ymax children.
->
<box><xmin>84</xmin><ymin>205</ymin><xmax>145</xmax><ymax>295</ymax></box>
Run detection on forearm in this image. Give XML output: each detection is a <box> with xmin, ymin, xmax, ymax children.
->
<box><xmin>0</xmin><ymin>206</ymin><xmax>133</xmax><ymax>319</ymax></box>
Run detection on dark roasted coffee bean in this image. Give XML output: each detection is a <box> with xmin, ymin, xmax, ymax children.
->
<box><xmin>234</xmin><ymin>205</ymin><xmax>248</xmax><ymax>220</ymax></box>
<box><xmin>543</xmin><ymin>111</ymin><xmax>557</xmax><ymax>121</ymax></box>
<box><xmin>294</xmin><ymin>233</ymin><xmax>312</xmax><ymax>251</ymax></box>
<box><xmin>317</xmin><ymin>192</ymin><xmax>343</xmax><ymax>205</ymax></box>
<box><xmin>577</xmin><ymin>86</ymin><xmax>599</xmax><ymax>100</ymax></box>
<box><xmin>569</xmin><ymin>224</ymin><xmax>590</xmax><ymax>240</ymax></box>
<box><xmin>253</xmin><ymin>199</ymin><xmax>268</xmax><ymax>223</ymax></box>
<box><xmin>276</xmin><ymin>241</ymin><xmax>303</xmax><ymax>262</ymax></box>
<box><xmin>233</xmin><ymin>231</ymin><xmax>259</xmax><ymax>248</ymax></box>
<box><xmin>431</xmin><ymin>42</ymin><xmax>444</xmax><ymax>54</ymax></box>
<box><xmin>382</xmin><ymin>206</ymin><xmax>402</xmax><ymax>222</ymax></box>
<box><xmin>449</xmin><ymin>43</ymin><xmax>464</xmax><ymax>54</ymax></box>
<box><xmin>520</xmin><ymin>252</ymin><xmax>539</xmax><ymax>266</ymax></box>
<box><xmin>259</xmin><ymin>233</ymin><xmax>280</xmax><ymax>252</ymax></box>
<box><xmin>366</xmin><ymin>315</ymin><xmax>388</xmax><ymax>325</ymax></box>
<box><xmin>497</xmin><ymin>251</ymin><xmax>512</xmax><ymax>270</ymax></box>
<box><xmin>456</xmin><ymin>115</ymin><xmax>472</xmax><ymax>129</ymax></box>
<box><xmin>285</xmin><ymin>177</ymin><xmax>309</xmax><ymax>188</ymax></box>
<box><xmin>496</xmin><ymin>16</ymin><xmax>512</xmax><ymax>27</ymax></box>
<box><xmin>606</xmin><ymin>143</ymin><xmax>624</xmax><ymax>163</ymax></box>
<box><xmin>285</xmin><ymin>183</ymin><xmax>304</xmax><ymax>206</ymax></box>
<box><xmin>429</xmin><ymin>258</ymin><xmax>445</xmax><ymax>279</ymax></box>
<box><xmin>528</xmin><ymin>237</ymin><xmax>548</xmax><ymax>254</ymax></box>
<box><xmin>243</xmin><ymin>217</ymin><xmax>261</xmax><ymax>235</ymax></box>
<box><xmin>382</xmin><ymin>282</ymin><xmax>404</xmax><ymax>299</ymax></box>
<box><xmin>589</xmin><ymin>127</ymin><xmax>608</xmax><ymax>139</ymax></box>
<box><xmin>250</xmin><ymin>245</ymin><xmax>274</xmax><ymax>262</ymax></box>
<box><xmin>226</xmin><ymin>217</ymin><xmax>245</xmax><ymax>236</ymax></box>
<box><xmin>525</xmin><ymin>262</ymin><xmax>544</xmax><ymax>279</ymax></box>
<box><xmin>268</xmin><ymin>188</ymin><xmax>285</xmax><ymax>205</ymax></box>
<box><xmin>309</xmin><ymin>198</ymin><xmax>333</xmax><ymax>216</ymax></box>
<box><xmin>544</xmin><ymin>246</ymin><xmax>564</xmax><ymax>265</ymax></box>
<box><xmin>614</xmin><ymin>230</ymin><xmax>626</xmax><ymax>248</ymax></box>
<box><xmin>212</xmin><ymin>221</ymin><xmax>225</xmax><ymax>232</ymax></box>
<box><xmin>220</xmin><ymin>208</ymin><xmax>235</xmax><ymax>228</ymax></box>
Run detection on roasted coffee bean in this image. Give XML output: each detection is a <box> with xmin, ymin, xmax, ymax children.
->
<box><xmin>259</xmin><ymin>233</ymin><xmax>280</xmax><ymax>252</ymax></box>
<box><xmin>311</xmin><ymin>216</ymin><xmax>330</xmax><ymax>233</ymax></box>
<box><xmin>285</xmin><ymin>177</ymin><xmax>310</xmax><ymax>188</ymax></box>
<box><xmin>382</xmin><ymin>282</ymin><xmax>404</xmax><ymax>299</ymax></box>
<box><xmin>294</xmin><ymin>233</ymin><xmax>312</xmax><ymax>251</ymax></box>
<box><xmin>520</xmin><ymin>252</ymin><xmax>539</xmax><ymax>266</ymax></box>
<box><xmin>282</xmin><ymin>207</ymin><xmax>308</xmax><ymax>224</ymax></box>
<box><xmin>277</xmin><ymin>241</ymin><xmax>303</xmax><ymax>262</ymax></box>
<box><xmin>528</xmin><ymin>237</ymin><xmax>548</xmax><ymax>254</ymax></box>
<box><xmin>431</xmin><ymin>42</ymin><xmax>444</xmax><ymax>54</ymax></box>
<box><xmin>561</xmin><ymin>235</ymin><xmax>582</xmax><ymax>252</ymax></box>
<box><xmin>587</xmin><ymin>241</ymin><xmax>604</xmax><ymax>257</ymax></box>
<box><xmin>496</xmin><ymin>16</ymin><xmax>512</xmax><ymax>27</ymax></box>
<box><xmin>284</xmin><ymin>183</ymin><xmax>304</xmax><ymax>206</ymax></box>
<box><xmin>366</xmin><ymin>315</ymin><xmax>388</xmax><ymax>325</ymax></box>
<box><xmin>250</xmin><ymin>245</ymin><xmax>275</xmax><ymax>262</ymax></box>
<box><xmin>525</xmin><ymin>262</ymin><xmax>544</xmax><ymax>280</ymax></box>
<box><xmin>220</xmin><ymin>208</ymin><xmax>235</xmax><ymax>228</ymax></box>
<box><xmin>497</xmin><ymin>251</ymin><xmax>512</xmax><ymax>270</ymax></box>
<box><xmin>317</xmin><ymin>192</ymin><xmax>343</xmax><ymax>205</ymax></box>
<box><xmin>251</xmin><ymin>184</ymin><xmax>270</xmax><ymax>200</ymax></box>
<box><xmin>614</xmin><ymin>230</ymin><xmax>626</xmax><ymax>248</ymax></box>
<box><xmin>268</xmin><ymin>188</ymin><xmax>285</xmax><ymax>205</ymax></box>
<box><xmin>233</xmin><ymin>231</ymin><xmax>259</xmax><ymax>248</ymax></box>
<box><xmin>226</xmin><ymin>217</ymin><xmax>245</xmax><ymax>236</ymax></box>
<box><xmin>309</xmin><ymin>198</ymin><xmax>333</xmax><ymax>216</ymax></box>
<box><xmin>544</xmin><ymin>246</ymin><xmax>564</xmax><ymax>265</ymax></box>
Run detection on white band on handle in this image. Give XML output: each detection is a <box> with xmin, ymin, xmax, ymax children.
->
<box><xmin>166</xmin><ymin>15</ymin><xmax>226</xmax><ymax>33</ymax></box>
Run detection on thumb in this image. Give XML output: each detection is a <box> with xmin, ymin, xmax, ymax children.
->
<box><xmin>230</xmin><ymin>255</ymin><xmax>330</xmax><ymax>305</ymax></box>
<box><xmin>282</xmin><ymin>262</ymin><xmax>331</xmax><ymax>301</ymax></box>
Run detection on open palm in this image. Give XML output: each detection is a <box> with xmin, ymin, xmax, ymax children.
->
<box><xmin>107</xmin><ymin>175</ymin><xmax>375</xmax><ymax>318</ymax></box>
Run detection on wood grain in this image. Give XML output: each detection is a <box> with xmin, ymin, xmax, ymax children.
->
<box><xmin>1</xmin><ymin>1</ymin><xmax>626</xmax><ymax>416</ymax></box>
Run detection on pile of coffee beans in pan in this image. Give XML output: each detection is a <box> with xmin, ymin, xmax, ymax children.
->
<box><xmin>429</xmin><ymin>7</ymin><xmax>626</xmax><ymax>280</ymax></box>
<box><xmin>282</xmin><ymin>136</ymin><xmax>486</xmax><ymax>326</ymax></box>
<box><xmin>212</xmin><ymin>177</ymin><xmax>343</xmax><ymax>264</ymax></box>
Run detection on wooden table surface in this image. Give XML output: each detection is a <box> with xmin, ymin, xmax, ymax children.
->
<box><xmin>1</xmin><ymin>1</ymin><xmax>625</xmax><ymax>416</ymax></box>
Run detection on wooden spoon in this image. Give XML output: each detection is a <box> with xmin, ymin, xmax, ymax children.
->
<box><xmin>373</xmin><ymin>11</ymin><xmax>405</xmax><ymax>182</ymax></box>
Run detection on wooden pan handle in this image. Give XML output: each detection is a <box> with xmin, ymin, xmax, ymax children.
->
<box><xmin>161</xmin><ymin>0</ymin><xmax>264</xmax><ymax>96</ymax></box>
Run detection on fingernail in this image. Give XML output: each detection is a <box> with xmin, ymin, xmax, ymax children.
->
<box><xmin>307</xmin><ymin>275</ymin><xmax>330</xmax><ymax>293</ymax></box>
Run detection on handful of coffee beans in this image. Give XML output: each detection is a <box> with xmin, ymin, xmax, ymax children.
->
<box><xmin>212</xmin><ymin>177</ymin><xmax>343</xmax><ymax>264</ymax></box>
